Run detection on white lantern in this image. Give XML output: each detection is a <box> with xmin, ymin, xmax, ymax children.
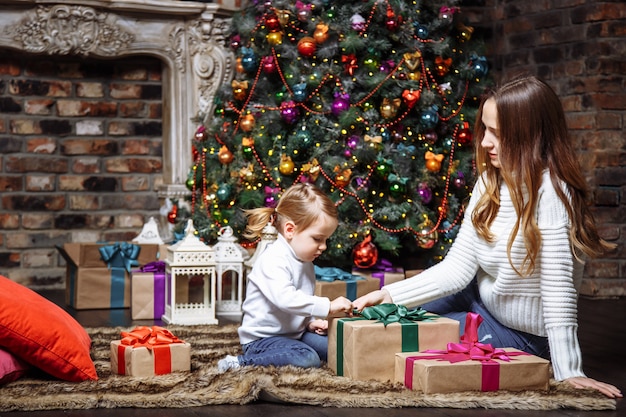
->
<box><xmin>162</xmin><ymin>220</ymin><xmax>218</xmax><ymax>325</ymax></box>
<box><xmin>214</xmin><ymin>226</ymin><xmax>245</xmax><ymax>318</ymax></box>
<box><xmin>244</xmin><ymin>222</ymin><xmax>278</xmax><ymax>273</ymax></box>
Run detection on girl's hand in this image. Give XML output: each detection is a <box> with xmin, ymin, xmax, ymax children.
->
<box><xmin>352</xmin><ymin>289</ymin><xmax>393</xmax><ymax>312</ymax></box>
<box><xmin>307</xmin><ymin>319</ymin><xmax>328</xmax><ymax>335</ymax></box>
<box><xmin>329</xmin><ymin>296</ymin><xmax>353</xmax><ymax>316</ymax></box>
<box><xmin>565</xmin><ymin>376</ymin><xmax>622</xmax><ymax>398</ymax></box>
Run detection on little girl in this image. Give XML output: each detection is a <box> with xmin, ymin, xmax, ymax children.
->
<box><xmin>218</xmin><ymin>183</ymin><xmax>353</xmax><ymax>372</ymax></box>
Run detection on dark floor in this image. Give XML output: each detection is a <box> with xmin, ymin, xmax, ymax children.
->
<box><xmin>3</xmin><ymin>292</ymin><xmax>625</xmax><ymax>416</ymax></box>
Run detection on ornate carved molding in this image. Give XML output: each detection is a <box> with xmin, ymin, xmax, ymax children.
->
<box><xmin>0</xmin><ymin>0</ymin><xmax>238</xmax><ymax>199</ymax></box>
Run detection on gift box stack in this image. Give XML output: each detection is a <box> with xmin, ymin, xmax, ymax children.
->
<box><xmin>110</xmin><ymin>326</ymin><xmax>190</xmax><ymax>377</ymax></box>
<box><xmin>394</xmin><ymin>312</ymin><xmax>550</xmax><ymax>393</ymax></box>
<box><xmin>328</xmin><ymin>304</ymin><xmax>459</xmax><ymax>382</ymax></box>
<box><xmin>314</xmin><ymin>266</ymin><xmax>379</xmax><ymax>301</ymax></box>
<box><xmin>58</xmin><ymin>242</ymin><xmax>161</xmax><ymax>310</ymax></box>
<box><xmin>351</xmin><ymin>259</ymin><xmax>405</xmax><ymax>289</ymax></box>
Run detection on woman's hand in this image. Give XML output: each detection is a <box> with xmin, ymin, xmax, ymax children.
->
<box><xmin>565</xmin><ymin>376</ymin><xmax>622</xmax><ymax>398</ymax></box>
<box><xmin>307</xmin><ymin>319</ymin><xmax>328</xmax><ymax>335</ymax></box>
<box><xmin>352</xmin><ymin>289</ymin><xmax>393</xmax><ymax>312</ymax></box>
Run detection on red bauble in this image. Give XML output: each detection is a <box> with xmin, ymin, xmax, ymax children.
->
<box><xmin>265</xmin><ymin>14</ymin><xmax>281</xmax><ymax>31</ymax></box>
<box><xmin>297</xmin><ymin>37</ymin><xmax>317</xmax><ymax>57</ymax></box>
<box><xmin>352</xmin><ymin>235</ymin><xmax>379</xmax><ymax>268</ymax></box>
<box><xmin>456</xmin><ymin>122</ymin><xmax>473</xmax><ymax>145</ymax></box>
<box><xmin>167</xmin><ymin>205</ymin><xmax>178</xmax><ymax>224</ymax></box>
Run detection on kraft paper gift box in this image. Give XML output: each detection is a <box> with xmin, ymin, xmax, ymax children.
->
<box><xmin>351</xmin><ymin>259</ymin><xmax>405</xmax><ymax>289</ymax></box>
<box><xmin>110</xmin><ymin>326</ymin><xmax>191</xmax><ymax>377</ymax></box>
<box><xmin>394</xmin><ymin>312</ymin><xmax>550</xmax><ymax>393</ymax></box>
<box><xmin>395</xmin><ymin>348</ymin><xmax>550</xmax><ymax>394</ymax></box>
<box><xmin>314</xmin><ymin>266</ymin><xmax>379</xmax><ymax>301</ymax></box>
<box><xmin>328</xmin><ymin>304</ymin><xmax>459</xmax><ymax>382</ymax></box>
<box><xmin>131</xmin><ymin>261</ymin><xmax>190</xmax><ymax>320</ymax></box>
<box><xmin>58</xmin><ymin>242</ymin><xmax>160</xmax><ymax>310</ymax></box>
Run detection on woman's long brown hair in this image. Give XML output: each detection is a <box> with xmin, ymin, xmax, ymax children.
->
<box><xmin>472</xmin><ymin>75</ymin><xmax>614</xmax><ymax>276</ymax></box>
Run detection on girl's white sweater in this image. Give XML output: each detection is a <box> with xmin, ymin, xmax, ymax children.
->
<box><xmin>385</xmin><ymin>170</ymin><xmax>585</xmax><ymax>381</ymax></box>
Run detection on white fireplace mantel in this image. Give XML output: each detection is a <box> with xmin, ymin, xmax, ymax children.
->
<box><xmin>0</xmin><ymin>0</ymin><xmax>239</xmax><ymax>199</ymax></box>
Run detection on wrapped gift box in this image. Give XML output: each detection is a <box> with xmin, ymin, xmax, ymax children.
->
<box><xmin>404</xmin><ymin>269</ymin><xmax>424</xmax><ymax>279</ymax></box>
<box><xmin>395</xmin><ymin>348</ymin><xmax>550</xmax><ymax>393</ymax></box>
<box><xmin>328</xmin><ymin>305</ymin><xmax>459</xmax><ymax>382</ymax></box>
<box><xmin>314</xmin><ymin>266</ymin><xmax>379</xmax><ymax>301</ymax></box>
<box><xmin>351</xmin><ymin>259</ymin><xmax>405</xmax><ymax>289</ymax></box>
<box><xmin>131</xmin><ymin>261</ymin><xmax>190</xmax><ymax>320</ymax></box>
<box><xmin>58</xmin><ymin>242</ymin><xmax>161</xmax><ymax>310</ymax></box>
<box><xmin>110</xmin><ymin>326</ymin><xmax>190</xmax><ymax>377</ymax></box>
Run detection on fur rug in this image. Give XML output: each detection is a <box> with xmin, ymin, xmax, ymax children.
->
<box><xmin>0</xmin><ymin>324</ymin><xmax>616</xmax><ymax>412</ymax></box>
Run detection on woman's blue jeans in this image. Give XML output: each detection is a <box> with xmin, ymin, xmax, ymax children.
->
<box><xmin>421</xmin><ymin>279</ymin><xmax>550</xmax><ymax>359</ymax></box>
<box><xmin>238</xmin><ymin>331</ymin><xmax>327</xmax><ymax>368</ymax></box>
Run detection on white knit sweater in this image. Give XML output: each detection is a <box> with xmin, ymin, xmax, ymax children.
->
<box><xmin>238</xmin><ymin>234</ymin><xmax>331</xmax><ymax>345</ymax></box>
<box><xmin>385</xmin><ymin>170</ymin><xmax>585</xmax><ymax>381</ymax></box>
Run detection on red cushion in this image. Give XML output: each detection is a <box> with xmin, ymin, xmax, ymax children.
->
<box><xmin>0</xmin><ymin>347</ymin><xmax>31</xmax><ymax>385</ymax></box>
<box><xmin>0</xmin><ymin>275</ymin><xmax>97</xmax><ymax>381</ymax></box>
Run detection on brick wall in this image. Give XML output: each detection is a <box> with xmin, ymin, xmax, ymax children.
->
<box><xmin>0</xmin><ymin>54</ymin><xmax>164</xmax><ymax>288</ymax></box>
<box><xmin>464</xmin><ymin>0</ymin><xmax>625</xmax><ymax>296</ymax></box>
<box><xmin>0</xmin><ymin>0</ymin><xmax>624</xmax><ymax>297</ymax></box>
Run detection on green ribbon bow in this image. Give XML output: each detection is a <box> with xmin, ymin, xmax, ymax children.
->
<box><xmin>358</xmin><ymin>303</ymin><xmax>436</xmax><ymax>326</ymax></box>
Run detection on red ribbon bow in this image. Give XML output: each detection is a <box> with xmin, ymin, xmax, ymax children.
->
<box><xmin>121</xmin><ymin>326</ymin><xmax>184</xmax><ymax>350</ymax></box>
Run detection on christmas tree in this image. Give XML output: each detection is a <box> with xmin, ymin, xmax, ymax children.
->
<box><xmin>177</xmin><ymin>0</ymin><xmax>490</xmax><ymax>270</ymax></box>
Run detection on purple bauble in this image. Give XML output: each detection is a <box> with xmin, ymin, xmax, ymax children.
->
<box><xmin>331</xmin><ymin>92</ymin><xmax>350</xmax><ymax>116</ymax></box>
<box><xmin>347</xmin><ymin>135</ymin><xmax>359</xmax><ymax>149</ymax></box>
<box><xmin>417</xmin><ymin>182</ymin><xmax>433</xmax><ymax>204</ymax></box>
<box><xmin>280</xmin><ymin>101</ymin><xmax>299</xmax><ymax>124</ymax></box>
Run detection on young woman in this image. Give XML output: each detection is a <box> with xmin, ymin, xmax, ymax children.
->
<box><xmin>353</xmin><ymin>76</ymin><xmax>621</xmax><ymax>398</ymax></box>
<box><xmin>218</xmin><ymin>183</ymin><xmax>352</xmax><ymax>372</ymax></box>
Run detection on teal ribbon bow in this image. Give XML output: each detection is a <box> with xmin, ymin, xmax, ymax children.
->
<box><xmin>314</xmin><ymin>266</ymin><xmax>362</xmax><ymax>282</ymax></box>
<box><xmin>99</xmin><ymin>242</ymin><xmax>141</xmax><ymax>273</ymax></box>
<box><xmin>358</xmin><ymin>303</ymin><xmax>436</xmax><ymax>326</ymax></box>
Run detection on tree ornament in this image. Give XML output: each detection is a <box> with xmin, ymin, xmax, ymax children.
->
<box><xmin>276</xmin><ymin>9</ymin><xmax>291</xmax><ymax>26</ymax></box>
<box><xmin>423</xmin><ymin>130</ymin><xmax>438</xmax><ymax>144</ymax></box>
<box><xmin>231</xmin><ymin>79</ymin><xmax>248</xmax><ymax>101</ymax></box>
<box><xmin>417</xmin><ymin>182</ymin><xmax>433</xmax><ymax>204</ymax></box>
<box><xmin>365</xmin><ymin>134</ymin><xmax>383</xmax><ymax>151</ymax></box>
<box><xmin>380</xmin><ymin>97</ymin><xmax>401</xmax><ymax>119</ymax></box>
<box><xmin>414</xmin><ymin>23</ymin><xmax>429</xmax><ymax>39</ymax></box>
<box><xmin>346</xmin><ymin>135</ymin><xmax>359</xmax><ymax>149</ymax></box>
<box><xmin>216</xmin><ymin>183</ymin><xmax>231</xmax><ymax>202</ymax></box>
<box><xmin>363</xmin><ymin>56</ymin><xmax>379</xmax><ymax>71</ymax></box>
<box><xmin>194</xmin><ymin>125</ymin><xmax>208</xmax><ymax>141</ymax></box>
<box><xmin>331</xmin><ymin>91</ymin><xmax>350</xmax><ymax>116</ymax></box>
<box><xmin>456</xmin><ymin>121</ymin><xmax>473</xmax><ymax>145</ymax></box>
<box><xmin>292</xmin><ymin>83</ymin><xmax>307</xmax><ymax>102</ymax></box>
<box><xmin>297</xmin><ymin>36</ymin><xmax>317</xmax><ymax>57</ymax></box>
<box><xmin>439</xmin><ymin>6</ymin><xmax>457</xmax><ymax>23</ymax></box>
<box><xmin>351</xmin><ymin>13</ymin><xmax>366</xmax><ymax>31</ymax></box>
<box><xmin>352</xmin><ymin>234</ymin><xmax>378</xmax><ymax>268</ymax></box>
<box><xmin>240</xmin><ymin>47</ymin><xmax>258</xmax><ymax>73</ymax></box>
<box><xmin>435</xmin><ymin>56</ymin><xmax>453</xmax><ymax>76</ymax></box>
<box><xmin>420</xmin><ymin>106</ymin><xmax>440</xmax><ymax>129</ymax></box>
<box><xmin>385</xmin><ymin>4</ymin><xmax>401</xmax><ymax>31</ymax></box>
<box><xmin>408</xmin><ymin>71</ymin><xmax>421</xmax><ymax>81</ymax></box>
<box><xmin>266</xmin><ymin>31</ymin><xmax>283</xmax><ymax>46</ymax></box>
<box><xmin>218</xmin><ymin>145</ymin><xmax>234</xmax><ymax>165</ymax></box>
<box><xmin>230</xmin><ymin>34</ymin><xmax>241</xmax><ymax>50</ymax></box>
<box><xmin>192</xmin><ymin>145</ymin><xmax>199</xmax><ymax>162</ymax></box>
<box><xmin>470</xmin><ymin>54</ymin><xmax>489</xmax><ymax>78</ymax></box>
<box><xmin>425</xmin><ymin>151</ymin><xmax>444</xmax><ymax>172</ymax></box>
<box><xmin>294</xmin><ymin>126</ymin><xmax>313</xmax><ymax>147</ymax></box>
<box><xmin>239</xmin><ymin>164</ymin><xmax>255</xmax><ymax>184</ymax></box>
<box><xmin>453</xmin><ymin>171</ymin><xmax>466</xmax><ymax>188</ymax></box>
<box><xmin>416</xmin><ymin>219</ymin><xmax>438</xmax><ymax>249</ymax></box>
<box><xmin>261</xmin><ymin>55</ymin><xmax>277</xmax><ymax>74</ymax></box>
<box><xmin>388</xmin><ymin>174</ymin><xmax>408</xmax><ymax>198</ymax></box>
<box><xmin>279</xmin><ymin>154</ymin><xmax>295</xmax><ymax>175</ymax></box>
<box><xmin>235</xmin><ymin>57</ymin><xmax>245</xmax><ymax>73</ymax></box>
<box><xmin>333</xmin><ymin>166</ymin><xmax>352</xmax><ymax>188</ymax></box>
<box><xmin>403</xmin><ymin>51</ymin><xmax>422</xmax><ymax>71</ymax></box>
<box><xmin>263</xmin><ymin>186</ymin><xmax>280</xmax><ymax>207</ymax></box>
<box><xmin>265</xmin><ymin>14</ymin><xmax>281</xmax><ymax>31</ymax></box>
<box><xmin>342</xmin><ymin>54</ymin><xmax>358</xmax><ymax>76</ymax></box>
<box><xmin>301</xmin><ymin>158</ymin><xmax>320</xmax><ymax>182</ymax></box>
<box><xmin>375</xmin><ymin>157</ymin><xmax>392</xmax><ymax>178</ymax></box>
<box><xmin>402</xmin><ymin>89</ymin><xmax>420</xmax><ymax>108</ymax></box>
<box><xmin>280</xmin><ymin>101</ymin><xmax>300</xmax><ymax>124</ymax></box>
<box><xmin>457</xmin><ymin>23</ymin><xmax>474</xmax><ymax>42</ymax></box>
<box><xmin>296</xmin><ymin>1</ymin><xmax>312</xmax><ymax>22</ymax></box>
<box><xmin>239</xmin><ymin>113</ymin><xmax>256</xmax><ymax>132</ymax></box>
<box><xmin>313</xmin><ymin>23</ymin><xmax>329</xmax><ymax>43</ymax></box>
<box><xmin>167</xmin><ymin>204</ymin><xmax>178</xmax><ymax>224</ymax></box>
<box><xmin>242</xmin><ymin>136</ymin><xmax>254</xmax><ymax>160</ymax></box>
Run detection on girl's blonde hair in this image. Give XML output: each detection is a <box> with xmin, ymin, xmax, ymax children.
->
<box><xmin>243</xmin><ymin>183</ymin><xmax>337</xmax><ymax>240</ymax></box>
<box><xmin>472</xmin><ymin>75</ymin><xmax>614</xmax><ymax>276</ymax></box>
